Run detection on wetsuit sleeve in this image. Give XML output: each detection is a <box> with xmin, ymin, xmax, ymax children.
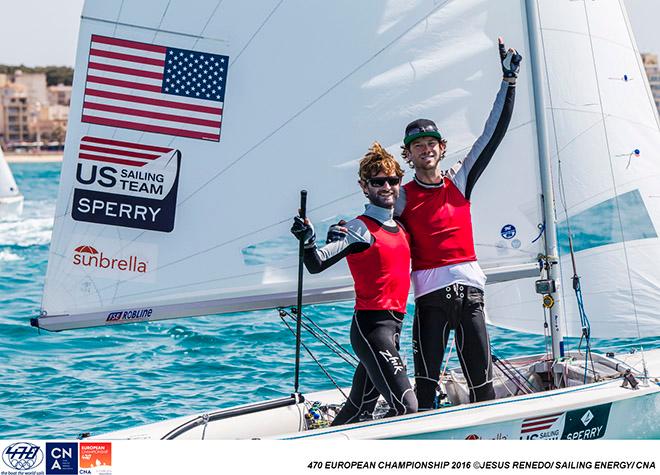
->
<box><xmin>303</xmin><ymin>218</ymin><xmax>372</xmax><ymax>274</ymax></box>
<box><xmin>393</xmin><ymin>186</ymin><xmax>407</xmax><ymax>218</ymax></box>
<box><xmin>447</xmin><ymin>80</ymin><xmax>515</xmax><ymax>200</ymax></box>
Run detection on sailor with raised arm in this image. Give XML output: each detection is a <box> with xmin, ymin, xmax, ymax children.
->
<box><xmin>395</xmin><ymin>38</ymin><xmax>522</xmax><ymax>409</ymax></box>
<box><xmin>291</xmin><ymin>143</ymin><xmax>417</xmax><ymax>426</ymax></box>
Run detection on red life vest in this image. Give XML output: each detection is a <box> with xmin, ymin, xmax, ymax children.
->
<box><xmin>346</xmin><ymin>216</ymin><xmax>411</xmax><ymax>313</ymax></box>
<box><xmin>399</xmin><ymin>178</ymin><xmax>476</xmax><ymax>271</ymax></box>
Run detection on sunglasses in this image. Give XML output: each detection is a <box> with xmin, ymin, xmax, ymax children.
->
<box><xmin>366</xmin><ymin>177</ymin><xmax>401</xmax><ymax>187</ymax></box>
<box><xmin>406</xmin><ymin>125</ymin><xmax>439</xmax><ymax>136</ymax></box>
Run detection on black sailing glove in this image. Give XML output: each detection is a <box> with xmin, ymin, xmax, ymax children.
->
<box><xmin>326</xmin><ymin>220</ymin><xmax>348</xmax><ymax>243</ymax></box>
<box><xmin>291</xmin><ymin>216</ymin><xmax>316</xmax><ymax>248</ymax></box>
<box><xmin>499</xmin><ymin>37</ymin><xmax>522</xmax><ymax>83</ymax></box>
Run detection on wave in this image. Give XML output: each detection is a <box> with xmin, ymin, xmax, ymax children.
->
<box><xmin>0</xmin><ymin>200</ymin><xmax>54</xmax><ymax>247</ymax></box>
<box><xmin>0</xmin><ymin>250</ymin><xmax>22</xmax><ymax>262</ymax></box>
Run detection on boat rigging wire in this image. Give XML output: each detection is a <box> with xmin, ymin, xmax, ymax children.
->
<box><xmin>492</xmin><ymin>354</ymin><xmax>537</xmax><ymax>395</ymax></box>
<box><xmin>279</xmin><ymin>308</ymin><xmax>358</xmax><ymax>367</ymax></box>
<box><xmin>278</xmin><ymin>309</ymin><xmax>350</xmax><ymax>399</ymax></box>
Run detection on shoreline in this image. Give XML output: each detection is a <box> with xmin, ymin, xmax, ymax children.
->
<box><xmin>5</xmin><ymin>153</ymin><xmax>64</xmax><ymax>163</ymax></box>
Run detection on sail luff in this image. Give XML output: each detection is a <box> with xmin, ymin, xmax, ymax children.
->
<box><xmin>524</xmin><ymin>0</ymin><xmax>565</xmax><ymax>358</ymax></box>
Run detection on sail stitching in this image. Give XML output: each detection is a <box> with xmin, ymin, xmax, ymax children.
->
<box><xmin>175</xmin><ymin>0</ymin><xmax>455</xmax><ymax>208</ymax></box>
<box><xmin>190</xmin><ymin>1</ymin><xmax>225</xmax><ymax>50</ymax></box>
<box><xmin>580</xmin><ymin>0</ymin><xmax>643</xmax><ymax>341</ymax></box>
<box><xmin>231</xmin><ymin>0</ymin><xmax>285</xmax><ymax>67</ymax></box>
<box><xmin>86</xmin><ymin>192</ymin><xmax>362</xmax><ymax>296</ymax></box>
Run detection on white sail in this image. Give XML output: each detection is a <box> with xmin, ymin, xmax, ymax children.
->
<box><xmin>39</xmin><ymin>0</ymin><xmax>547</xmax><ymax>331</ymax></box>
<box><xmin>0</xmin><ymin>146</ymin><xmax>24</xmax><ymax>218</ymax></box>
<box><xmin>0</xmin><ymin>147</ymin><xmax>20</xmax><ymax>199</ymax></box>
<box><xmin>486</xmin><ymin>0</ymin><xmax>660</xmax><ymax>338</ymax></box>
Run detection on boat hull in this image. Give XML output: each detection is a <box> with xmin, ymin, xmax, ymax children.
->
<box><xmin>96</xmin><ymin>349</ymin><xmax>660</xmax><ymax>440</ymax></box>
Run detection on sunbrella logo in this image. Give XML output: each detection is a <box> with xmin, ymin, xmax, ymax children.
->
<box><xmin>73</xmin><ymin>245</ymin><xmax>148</xmax><ymax>273</ymax></box>
<box><xmin>2</xmin><ymin>442</ymin><xmax>44</xmax><ymax>470</ymax></box>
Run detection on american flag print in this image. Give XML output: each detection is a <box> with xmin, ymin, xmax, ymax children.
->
<box><xmin>78</xmin><ymin>136</ymin><xmax>175</xmax><ymax>168</ymax></box>
<box><xmin>521</xmin><ymin>413</ymin><xmax>564</xmax><ymax>434</ymax></box>
<box><xmin>82</xmin><ymin>34</ymin><xmax>228</xmax><ymax>141</ymax></box>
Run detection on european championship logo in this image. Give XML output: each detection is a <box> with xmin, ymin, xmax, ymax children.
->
<box><xmin>79</xmin><ymin>443</ymin><xmax>112</xmax><ymax>475</ymax></box>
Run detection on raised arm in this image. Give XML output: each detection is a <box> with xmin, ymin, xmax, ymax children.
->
<box><xmin>448</xmin><ymin>38</ymin><xmax>522</xmax><ymax>200</ymax></box>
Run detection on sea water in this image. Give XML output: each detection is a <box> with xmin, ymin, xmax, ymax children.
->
<box><xmin>1</xmin><ymin>163</ymin><xmax>658</xmax><ymax>439</ymax></box>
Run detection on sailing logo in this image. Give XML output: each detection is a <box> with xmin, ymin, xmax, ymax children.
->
<box><xmin>79</xmin><ymin>442</ymin><xmax>112</xmax><ymax>475</ymax></box>
<box><xmin>72</xmin><ymin>136</ymin><xmax>181</xmax><ymax>232</ymax></box>
<box><xmin>519</xmin><ymin>412</ymin><xmax>565</xmax><ymax>439</ymax></box>
<box><xmin>45</xmin><ymin>443</ymin><xmax>78</xmax><ymax>475</ymax></box>
<box><xmin>500</xmin><ymin>224</ymin><xmax>516</xmax><ymax>239</ymax></box>
<box><xmin>561</xmin><ymin>403</ymin><xmax>612</xmax><ymax>439</ymax></box>
<box><xmin>82</xmin><ymin>34</ymin><xmax>228</xmax><ymax>142</ymax></box>
<box><xmin>73</xmin><ymin>245</ymin><xmax>148</xmax><ymax>274</ymax></box>
<box><xmin>107</xmin><ymin>308</ymin><xmax>153</xmax><ymax>323</ymax></box>
<box><xmin>2</xmin><ymin>442</ymin><xmax>44</xmax><ymax>470</ymax></box>
<box><xmin>581</xmin><ymin>410</ymin><xmax>594</xmax><ymax>426</ymax></box>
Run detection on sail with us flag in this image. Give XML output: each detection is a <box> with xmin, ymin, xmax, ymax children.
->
<box><xmin>83</xmin><ymin>34</ymin><xmax>227</xmax><ymax>141</ymax></box>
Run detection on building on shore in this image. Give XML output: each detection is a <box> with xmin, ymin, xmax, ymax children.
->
<box><xmin>641</xmin><ymin>53</ymin><xmax>660</xmax><ymax>113</ymax></box>
<box><xmin>1</xmin><ymin>82</ymin><xmax>30</xmax><ymax>144</ymax></box>
<box><xmin>0</xmin><ymin>70</ymin><xmax>71</xmax><ymax>149</ymax></box>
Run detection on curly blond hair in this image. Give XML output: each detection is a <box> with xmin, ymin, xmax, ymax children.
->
<box><xmin>359</xmin><ymin>142</ymin><xmax>405</xmax><ymax>181</ymax></box>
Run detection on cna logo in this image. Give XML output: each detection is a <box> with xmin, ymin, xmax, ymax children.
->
<box><xmin>45</xmin><ymin>442</ymin><xmax>78</xmax><ymax>475</ymax></box>
<box><xmin>73</xmin><ymin>245</ymin><xmax>148</xmax><ymax>273</ymax></box>
<box><xmin>2</xmin><ymin>442</ymin><xmax>44</xmax><ymax>470</ymax></box>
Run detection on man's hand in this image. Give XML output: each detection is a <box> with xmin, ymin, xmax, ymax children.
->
<box><xmin>326</xmin><ymin>220</ymin><xmax>348</xmax><ymax>243</ymax></box>
<box><xmin>499</xmin><ymin>37</ymin><xmax>522</xmax><ymax>83</ymax></box>
<box><xmin>291</xmin><ymin>216</ymin><xmax>316</xmax><ymax>247</ymax></box>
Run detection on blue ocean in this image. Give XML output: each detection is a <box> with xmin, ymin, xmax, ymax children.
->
<box><xmin>1</xmin><ymin>162</ymin><xmax>658</xmax><ymax>439</ymax></box>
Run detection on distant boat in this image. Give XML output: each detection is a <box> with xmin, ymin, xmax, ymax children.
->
<box><xmin>0</xmin><ymin>146</ymin><xmax>24</xmax><ymax>219</ymax></box>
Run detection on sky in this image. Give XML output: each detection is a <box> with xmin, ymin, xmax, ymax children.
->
<box><xmin>0</xmin><ymin>0</ymin><xmax>658</xmax><ymax>67</ymax></box>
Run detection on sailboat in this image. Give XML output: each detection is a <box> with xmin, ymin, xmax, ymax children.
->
<box><xmin>0</xmin><ymin>146</ymin><xmax>24</xmax><ymax>219</ymax></box>
<box><xmin>33</xmin><ymin>0</ymin><xmax>660</xmax><ymax>439</ymax></box>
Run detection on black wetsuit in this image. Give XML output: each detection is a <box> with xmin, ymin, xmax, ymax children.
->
<box><xmin>302</xmin><ymin>204</ymin><xmax>417</xmax><ymax>425</ymax></box>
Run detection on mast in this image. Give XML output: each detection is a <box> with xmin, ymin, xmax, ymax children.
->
<box><xmin>524</xmin><ymin>0</ymin><xmax>564</xmax><ymax>360</ymax></box>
